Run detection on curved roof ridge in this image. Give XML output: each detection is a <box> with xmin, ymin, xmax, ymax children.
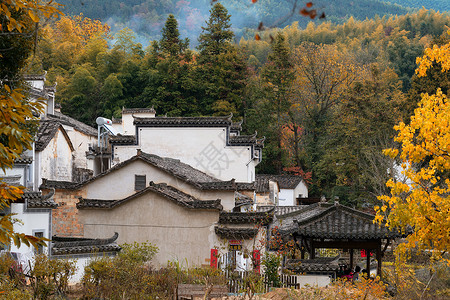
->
<box><xmin>77</xmin><ymin>182</ymin><xmax>223</xmax><ymax>211</ymax></box>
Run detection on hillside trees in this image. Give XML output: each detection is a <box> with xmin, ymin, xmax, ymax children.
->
<box><xmin>289</xmin><ymin>43</ymin><xmax>363</xmax><ymax>196</ymax></box>
<box><xmin>138</xmin><ymin>14</ymin><xmax>197</xmax><ymax>116</ymax></box>
<box><xmin>321</xmin><ymin>66</ymin><xmax>406</xmax><ymax>205</ymax></box>
<box><xmin>252</xmin><ymin>33</ymin><xmax>295</xmax><ymax>174</ymax></box>
<box><xmin>195</xmin><ymin>2</ymin><xmax>248</xmax><ymax>117</ymax></box>
<box><xmin>376</xmin><ymin>35</ymin><xmax>450</xmax><ymax>262</ymax></box>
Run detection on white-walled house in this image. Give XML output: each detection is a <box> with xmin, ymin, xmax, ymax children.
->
<box><xmin>0</xmin><ymin>74</ymin><xmax>98</xmax><ymax>257</ymax></box>
<box><xmin>255</xmin><ymin>174</ymin><xmax>308</xmax><ymax>206</ymax></box>
<box><xmin>108</xmin><ymin>108</ymin><xmax>264</xmax><ymax>183</ymax></box>
<box><xmin>42</xmin><ymin>151</ymin><xmax>268</xmax><ymax>270</ymax></box>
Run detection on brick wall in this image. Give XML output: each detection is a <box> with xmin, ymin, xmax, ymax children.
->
<box><xmin>46</xmin><ymin>188</ymin><xmax>86</xmax><ymax>237</ymax></box>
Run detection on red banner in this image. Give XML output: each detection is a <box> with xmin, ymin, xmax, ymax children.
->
<box><xmin>253</xmin><ymin>250</ymin><xmax>260</xmax><ymax>273</ymax></box>
<box><xmin>210</xmin><ymin>249</ymin><xmax>218</xmax><ymax>269</ymax></box>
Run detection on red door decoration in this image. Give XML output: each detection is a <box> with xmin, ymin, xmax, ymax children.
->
<box><xmin>210</xmin><ymin>248</ymin><xmax>218</xmax><ymax>269</ymax></box>
<box><xmin>252</xmin><ymin>250</ymin><xmax>260</xmax><ymax>273</ymax></box>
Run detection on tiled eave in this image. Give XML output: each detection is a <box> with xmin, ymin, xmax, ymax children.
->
<box><xmin>109</xmin><ymin>135</ymin><xmax>136</xmax><ymax>145</ymax></box>
<box><xmin>214</xmin><ymin>227</ymin><xmax>258</xmax><ymax>240</ymax></box>
<box><xmin>40</xmin><ymin>179</ymin><xmax>80</xmax><ymax>190</ymax></box>
<box><xmin>14</xmin><ymin>156</ymin><xmax>33</xmax><ymax>164</ymax></box>
<box><xmin>52</xmin><ymin>232</ymin><xmax>121</xmax><ymax>256</ymax></box>
<box><xmin>134</xmin><ymin>115</ymin><xmax>233</xmax><ymax>127</ymax></box>
<box><xmin>219</xmin><ymin>211</ymin><xmax>274</xmax><ymax>225</ymax></box>
<box><xmin>22</xmin><ymin>190</ymin><xmax>58</xmax><ymax>209</ymax></box>
<box><xmin>281</xmin><ymin>204</ymin><xmax>404</xmax><ymax>240</ymax></box>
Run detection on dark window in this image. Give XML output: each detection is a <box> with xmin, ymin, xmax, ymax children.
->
<box><xmin>135</xmin><ymin>175</ymin><xmax>146</xmax><ymax>191</ymax></box>
<box><xmin>34</xmin><ymin>231</ymin><xmax>44</xmax><ymax>254</ymax></box>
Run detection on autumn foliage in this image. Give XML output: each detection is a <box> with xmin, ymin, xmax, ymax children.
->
<box><xmin>376</xmin><ymin>32</ymin><xmax>450</xmax><ymax>263</ymax></box>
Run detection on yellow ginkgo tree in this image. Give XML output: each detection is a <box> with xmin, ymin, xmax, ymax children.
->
<box><xmin>375</xmin><ymin>34</ymin><xmax>450</xmax><ymax>262</ymax></box>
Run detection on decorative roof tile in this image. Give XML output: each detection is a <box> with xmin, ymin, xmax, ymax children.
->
<box><xmin>109</xmin><ymin>135</ymin><xmax>136</xmax><ymax>145</ymax></box>
<box><xmin>230</xmin><ymin>121</ymin><xmax>242</xmax><ymax>132</ymax></box>
<box><xmin>14</xmin><ymin>156</ymin><xmax>33</xmax><ymax>164</ymax></box>
<box><xmin>22</xmin><ymin>190</ymin><xmax>58</xmax><ymax>209</ymax></box>
<box><xmin>219</xmin><ymin>210</ymin><xmax>274</xmax><ymax>225</ymax></box>
<box><xmin>235</xmin><ymin>192</ymin><xmax>253</xmax><ymax>207</ymax></box>
<box><xmin>40</xmin><ymin>179</ymin><xmax>80</xmax><ymax>190</ymax></box>
<box><xmin>52</xmin><ymin>232</ymin><xmax>121</xmax><ymax>255</ymax></box>
<box><xmin>40</xmin><ymin>152</ymin><xmax>255</xmax><ymax>193</ymax></box>
<box><xmin>255</xmin><ymin>174</ymin><xmax>304</xmax><ymax>193</ymax></box>
<box><xmin>77</xmin><ymin>182</ymin><xmax>223</xmax><ymax>211</ymax></box>
<box><xmin>134</xmin><ymin>115</ymin><xmax>232</xmax><ymax>127</ymax></box>
<box><xmin>214</xmin><ymin>227</ymin><xmax>258</xmax><ymax>239</ymax></box>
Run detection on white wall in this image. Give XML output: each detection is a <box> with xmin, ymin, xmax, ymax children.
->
<box><xmin>61</xmin><ymin>125</ymin><xmax>96</xmax><ymax>170</ymax></box>
<box><xmin>39</xmin><ymin>129</ymin><xmax>73</xmax><ymax>183</ymax></box>
<box><xmin>294</xmin><ymin>181</ymin><xmax>308</xmax><ymax>199</ymax></box>
<box><xmin>113</xmin><ymin>127</ymin><xmax>254</xmax><ymax>182</ymax></box>
<box><xmin>278</xmin><ymin>189</ymin><xmax>295</xmax><ymax>206</ymax></box>
<box><xmin>10</xmin><ymin>204</ymin><xmax>51</xmax><ymax>255</ymax></box>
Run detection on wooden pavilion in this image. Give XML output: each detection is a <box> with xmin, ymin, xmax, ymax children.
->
<box><xmin>273</xmin><ymin>202</ymin><xmax>403</xmax><ymax>278</ymax></box>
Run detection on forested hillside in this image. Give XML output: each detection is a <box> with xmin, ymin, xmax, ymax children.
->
<box><xmin>386</xmin><ymin>0</ymin><xmax>450</xmax><ymax>12</ymax></box>
<box><xmin>26</xmin><ymin>2</ymin><xmax>450</xmax><ymax>207</ymax></box>
<box><xmin>58</xmin><ymin>0</ymin><xmax>414</xmax><ymax>45</ymax></box>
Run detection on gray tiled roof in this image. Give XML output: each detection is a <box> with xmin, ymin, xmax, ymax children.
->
<box><xmin>122</xmin><ymin>107</ymin><xmax>156</xmax><ymax>114</ymax></box>
<box><xmin>35</xmin><ymin>120</ymin><xmax>61</xmax><ymax>151</ymax></box>
<box><xmin>235</xmin><ymin>192</ymin><xmax>253</xmax><ymax>207</ymax></box>
<box><xmin>77</xmin><ymin>182</ymin><xmax>223</xmax><ymax>211</ymax></box>
<box><xmin>134</xmin><ymin>115</ymin><xmax>233</xmax><ymax>127</ymax></box>
<box><xmin>22</xmin><ymin>190</ymin><xmax>58</xmax><ymax>209</ymax></box>
<box><xmin>219</xmin><ymin>210</ymin><xmax>274</xmax><ymax>225</ymax></box>
<box><xmin>52</xmin><ymin>232</ymin><xmax>121</xmax><ymax>255</ymax></box>
<box><xmin>274</xmin><ymin>202</ymin><xmax>402</xmax><ymax>240</ymax></box>
<box><xmin>255</xmin><ymin>174</ymin><xmax>304</xmax><ymax>193</ymax></box>
<box><xmin>214</xmin><ymin>227</ymin><xmax>258</xmax><ymax>239</ymax></box>
<box><xmin>40</xmin><ymin>179</ymin><xmax>80</xmax><ymax>190</ymax></box>
<box><xmin>285</xmin><ymin>257</ymin><xmax>340</xmax><ymax>273</ymax></box>
<box><xmin>40</xmin><ymin>152</ymin><xmax>256</xmax><ymax>193</ymax></box>
<box><xmin>47</xmin><ymin>112</ymin><xmax>97</xmax><ymax>136</ymax></box>
<box><xmin>109</xmin><ymin>135</ymin><xmax>136</xmax><ymax>145</ymax></box>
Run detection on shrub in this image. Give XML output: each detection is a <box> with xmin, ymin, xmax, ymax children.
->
<box><xmin>81</xmin><ymin>242</ymin><xmax>158</xmax><ymax>299</ymax></box>
<box><xmin>28</xmin><ymin>254</ymin><xmax>76</xmax><ymax>300</ymax></box>
<box><xmin>262</xmin><ymin>252</ymin><xmax>281</xmax><ymax>287</ymax></box>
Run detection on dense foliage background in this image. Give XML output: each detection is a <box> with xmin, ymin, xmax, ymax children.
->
<box><xmin>26</xmin><ymin>1</ymin><xmax>450</xmax><ymax>207</ymax></box>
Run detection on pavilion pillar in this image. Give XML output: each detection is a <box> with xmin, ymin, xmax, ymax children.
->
<box><xmin>349</xmin><ymin>249</ymin><xmax>354</xmax><ymax>270</ymax></box>
<box><xmin>365</xmin><ymin>249</ymin><xmax>370</xmax><ymax>277</ymax></box>
<box><xmin>376</xmin><ymin>241</ymin><xmax>382</xmax><ymax>279</ymax></box>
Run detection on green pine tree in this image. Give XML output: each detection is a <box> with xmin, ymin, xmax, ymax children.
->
<box><xmin>257</xmin><ymin>32</ymin><xmax>295</xmax><ymax>174</ymax></box>
<box><xmin>195</xmin><ymin>2</ymin><xmax>248</xmax><ymax>117</ymax></box>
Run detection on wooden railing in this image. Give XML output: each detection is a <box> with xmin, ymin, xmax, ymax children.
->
<box><xmin>225</xmin><ymin>270</ymin><xmax>300</xmax><ymax>293</ymax></box>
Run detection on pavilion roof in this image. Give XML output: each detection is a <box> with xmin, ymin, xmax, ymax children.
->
<box><xmin>278</xmin><ymin>202</ymin><xmax>402</xmax><ymax>240</ymax></box>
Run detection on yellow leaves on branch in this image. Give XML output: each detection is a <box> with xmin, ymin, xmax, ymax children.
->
<box><xmin>0</xmin><ymin>0</ymin><xmax>62</xmax><ymax>32</ymax></box>
<box><xmin>416</xmin><ymin>30</ymin><xmax>450</xmax><ymax>77</ymax></box>
<box><xmin>376</xmin><ymin>39</ymin><xmax>450</xmax><ymax>260</ymax></box>
<box><xmin>0</xmin><ymin>85</ymin><xmax>45</xmax><ymax>170</ymax></box>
